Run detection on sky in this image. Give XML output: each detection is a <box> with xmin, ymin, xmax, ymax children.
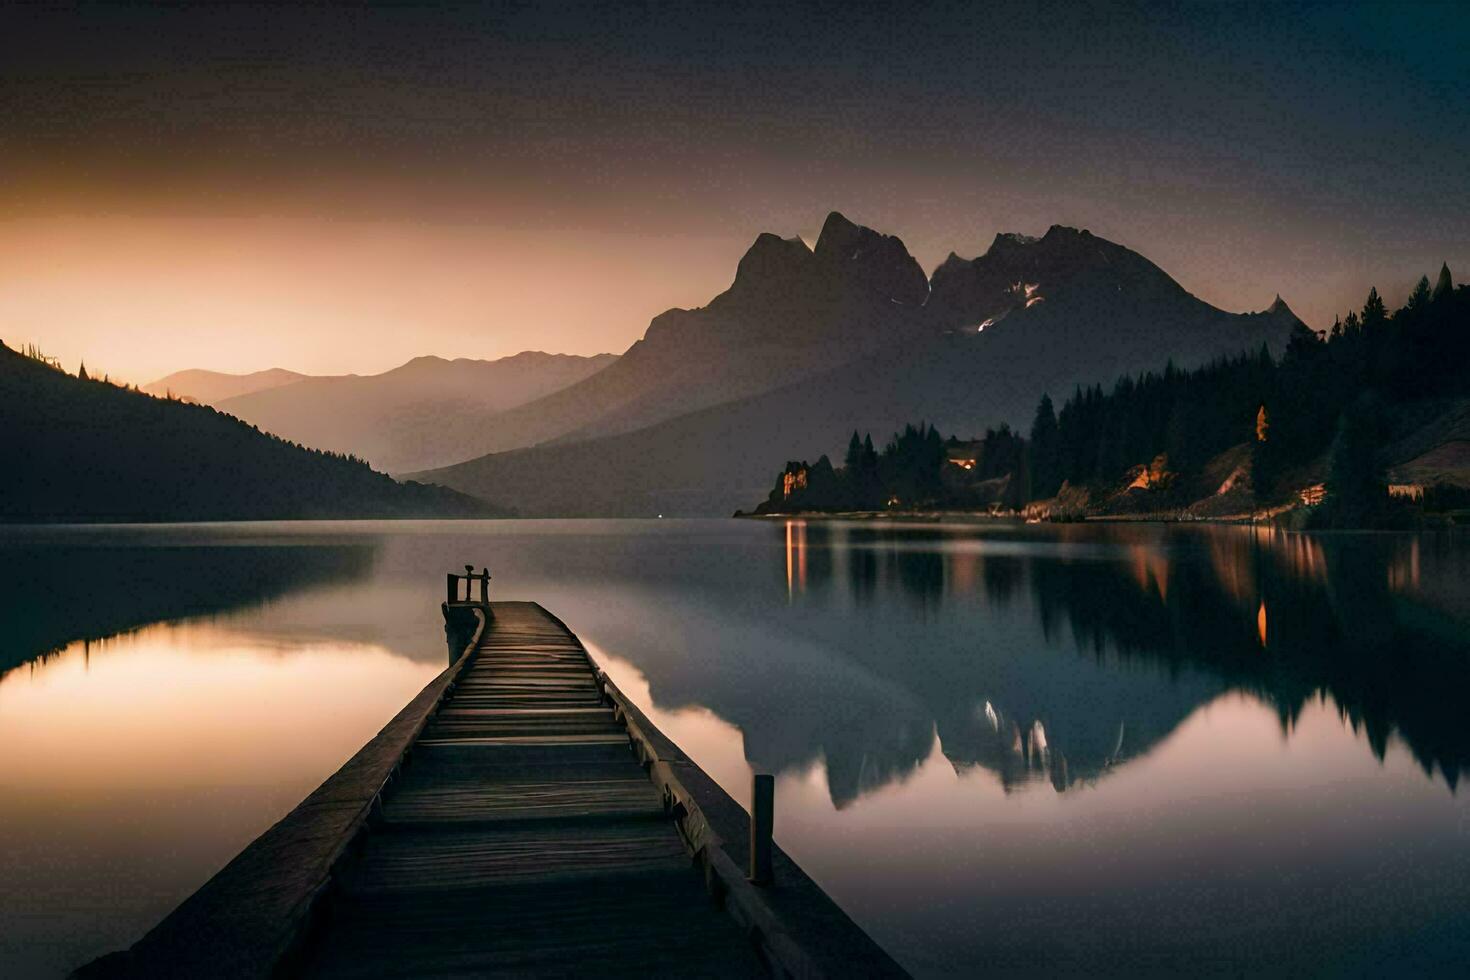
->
<box><xmin>1</xmin><ymin>1</ymin><xmax>1466</xmax><ymax>384</ymax></box>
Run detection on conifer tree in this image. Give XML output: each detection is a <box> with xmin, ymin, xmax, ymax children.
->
<box><xmin>1362</xmin><ymin>287</ymin><xmax>1387</xmax><ymax>330</ymax></box>
<box><xmin>1319</xmin><ymin>394</ymin><xmax>1388</xmax><ymax>527</ymax></box>
<box><xmin>1028</xmin><ymin>393</ymin><xmax>1061</xmax><ymax>498</ymax></box>
<box><xmin>1406</xmin><ymin>275</ymin><xmax>1432</xmax><ymax>314</ymax></box>
<box><xmin>844</xmin><ymin>431</ymin><xmax>863</xmax><ymax>471</ymax></box>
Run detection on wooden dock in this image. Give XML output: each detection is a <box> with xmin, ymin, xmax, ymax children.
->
<box><xmin>83</xmin><ymin>587</ymin><xmax>906</xmax><ymax>978</ymax></box>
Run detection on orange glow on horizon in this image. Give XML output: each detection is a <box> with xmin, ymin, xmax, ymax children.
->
<box><xmin>0</xmin><ymin>213</ymin><xmax>736</xmax><ymax>383</ymax></box>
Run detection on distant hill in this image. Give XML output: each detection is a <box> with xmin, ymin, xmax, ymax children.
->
<box><xmin>216</xmin><ymin>351</ymin><xmax>617</xmax><ymax>473</ymax></box>
<box><xmin>412</xmin><ymin>219</ymin><xmax>1301</xmax><ymax>516</ymax></box>
<box><xmin>0</xmin><ymin>342</ymin><xmax>501</xmax><ymax>522</ymax></box>
<box><xmin>143</xmin><ymin>367</ymin><xmax>310</xmax><ymax>403</ymax></box>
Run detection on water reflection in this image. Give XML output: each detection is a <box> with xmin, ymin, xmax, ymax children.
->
<box><xmin>3</xmin><ymin>520</ymin><xmax>1468</xmax><ymax>978</ymax></box>
<box><xmin>754</xmin><ymin>521</ymin><xmax>1470</xmax><ymax>799</ymax></box>
<box><xmin>0</xmin><ymin>531</ymin><xmax>377</xmax><ymax>676</ymax></box>
<box><xmin>0</xmin><ymin>618</ymin><xmax>437</xmax><ymax>978</ymax></box>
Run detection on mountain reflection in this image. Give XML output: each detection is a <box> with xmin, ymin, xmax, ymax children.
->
<box><xmin>0</xmin><ymin>537</ymin><xmax>377</xmax><ymax>677</ymax></box>
<box><xmin>761</xmin><ymin>521</ymin><xmax>1470</xmax><ymax>801</ymax></box>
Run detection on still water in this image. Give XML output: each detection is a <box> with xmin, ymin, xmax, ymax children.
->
<box><xmin>2</xmin><ymin>520</ymin><xmax>1469</xmax><ymax>977</ymax></box>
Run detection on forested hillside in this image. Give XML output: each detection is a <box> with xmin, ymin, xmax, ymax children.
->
<box><xmin>752</xmin><ymin>265</ymin><xmax>1470</xmax><ymax>527</ymax></box>
<box><xmin>0</xmin><ymin>342</ymin><xmax>501</xmax><ymax>522</ymax></box>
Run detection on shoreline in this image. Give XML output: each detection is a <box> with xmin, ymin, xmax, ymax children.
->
<box><xmin>736</xmin><ymin>509</ymin><xmax>1262</xmax><ymax>524</ymax></box>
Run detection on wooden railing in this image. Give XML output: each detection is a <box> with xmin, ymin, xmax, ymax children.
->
<box><xmin>446</xmin><ymin>565</ymin><xmax>491</xmax><ymax>605</ymax></box>
<box><xmin>585</xmin><ymin>663</ymin><xmax>907</xmax><ymax>978</ymax></box>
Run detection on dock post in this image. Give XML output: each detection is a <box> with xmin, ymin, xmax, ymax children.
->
<box><xmin>749</xmin><ymin>773</ymin><xmax>774</xmax><ymax>885</ymax></box>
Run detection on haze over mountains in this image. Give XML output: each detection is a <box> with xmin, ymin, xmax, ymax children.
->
<box><xmin>410</xmin><ymin>213</ymin><xmax>1303</xmax><ymax>516</ymax></box>
<box><xmin>155</xmin><ymin>351</ymin><xmax>618</xmax><ymax>474</ymax></box>
<box><xmin>0</xmin><ymin>342</ymin><xmax>495</xmax><ymax>522</ymax></box>
<box><xmin>143</xmin><ymin>367</ymin><xmax>308</xmax><ymax>404</ymax></box>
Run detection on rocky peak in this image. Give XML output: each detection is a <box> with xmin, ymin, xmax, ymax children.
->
<box><xmin>811</xmin><ymin>211</ymin><xmax>929</xmax><ymax>306</ymax></box>
<box><xmin>936</xmin><ymin>251</ymin><xmax>969</xmax><ymax>273</ymax></box>
<box><xmin>1263</xmin><ymin>295</ymin><xmax>1307</xmax><ymax>329</ymax></box>
<box><xmin>986</xmin><ymin>231</ymin><xmax>1039</xmax><ymax>255</ymax></box>
<box><xmin>727</xmin><ymin>232</ymin><xmax>814</xmax><ymax>302</ymax></box>
<box><xmin>812</xmin><ymin>211</ymin><xmax>864</xmax><ymax>258</ymax></box>
<box><xmin>930</xmin><ymin>251</ymin><xmax>972</xmax><ymax>290</ymax></box>
<box><xmin>926</xmin><ymin>225</ymin><xmax>1193</xmax><ymax>332</ymax></box>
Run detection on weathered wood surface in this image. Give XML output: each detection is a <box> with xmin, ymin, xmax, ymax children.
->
<box><xmin>83</xmin><ymin>600</ymin><xmax>907</xmax><ymax>978</ymax></box>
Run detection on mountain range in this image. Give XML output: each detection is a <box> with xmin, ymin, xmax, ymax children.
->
<box><xmin>149</xmin><ymin>351</ymin><xmax>618</xmax><ymax>474</ymax></box>
<box><xmin>143</xmin><ymin>367</ymin><xmax>308</xmax><ymax>404</ymax></box>
<box><xmin>406</xmin><ymin>214</ymin><xmax>1303</xmax><ymax>516</ymax></box>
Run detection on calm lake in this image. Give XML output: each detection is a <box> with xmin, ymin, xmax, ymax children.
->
<box><xmin>3</xmin><ymin>519</ymin><xmax>1469</xmax><ymax>977</ymax></box>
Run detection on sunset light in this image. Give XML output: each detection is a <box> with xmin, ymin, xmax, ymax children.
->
<box><xmin>4</xmin><ymin>3</ymin><xmax>1469</xmax><ymax>977</ymax></box>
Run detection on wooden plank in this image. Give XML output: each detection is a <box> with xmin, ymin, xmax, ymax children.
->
<box><xmin>343</xmin><ymin>823</ymin><xmax>691</xmax><ymax>893</ymax></box>
<box><xmin>296</xmin><ymin>601</ymin><xmax>769</xmax><ymax>978</ymax></box>
<box><xmin>381</xmin><ymin>777</ymin><xmax>666</xmax><ymax>825</ymax></box>
<box><xmin>85</xmin><ymin>597</ymin><xmax>906</xmax><ymax>980</ymax></box>
<box><xmin>304</xmin><ymin>874</ymin><xmax>767</xmax><ymax>978</ymax></box>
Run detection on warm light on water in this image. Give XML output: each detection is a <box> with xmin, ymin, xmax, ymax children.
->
<box><xmin>2</xmin><ymin>520</ymin><xmax>1469</xmax><ymax>977</ymax></box>
<box><xmin>0</xmin><ymin>621</ymin><xmax>438</xmax><ymax>976</ymax></box>
<box><xmin>0</xmin><ymin>625</ymin><xmax>435</xmax><ymax>792</ymax></box>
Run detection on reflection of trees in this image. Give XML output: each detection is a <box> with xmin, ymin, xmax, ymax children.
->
<box><xmin>841</xmin><ymin>527</ymin><xmax>951</xmax><ymax>608</ymax></box>
<box><xmin>0</xmin><ymin>541</ymin><xmax>377</xmax><ymax>677</ymax></box>
<box><xmin>1029</xmin><ymin>528</ymin><xmax>1470</xmax><ymax>790</ymax></box>
<box><xmin>755</xmin><ymin>523</ymin><xmax>1470</xmax><ymax>802</ymax></box>
<box><xmin>981</xmin><ymin>553</ymin><xmax>1023</xmax><ymax>608</ymax></box>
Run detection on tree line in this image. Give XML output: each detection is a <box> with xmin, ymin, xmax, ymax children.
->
<box><xmin>0</xmin><ymin>340</ymin><xmax>498</xmax><ymax>522</ymax></box>
<box><xmin>752</xmin><ymin>264</ymin><xmax>1467</xmax><ymax>526</ymax></box>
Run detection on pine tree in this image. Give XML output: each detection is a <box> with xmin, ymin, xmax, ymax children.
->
<box><xmin>844</xmin><ymin>431</ymin><xmax>863</xmax><ymax>471</ymax></box>
<box><xmin>1319</xmin><ymin>394</ymin><xmax>1388</xmax><ymax>527</ymax></box>
<box><xmin>1029</xmin><ymin>393</ymin><xmax>1060</xmax><ymax>498</ymax></box>
<box><xmin>1362</xmin><ymin>287</ymin><xmax>1387</xmax><ymax>330</ymax></box>
<box><xmin>1406</xmin><ymin>275</ymin><xmax>1432</xmax><ymax>314</ymax></box>
<box><xmin>78</xmin><ymin>361</ymin><xmax>90</xmax><ymax>381</ymax></box>
<box><xmin>854</xmin><ymin>433</ymin><xmax>878</xmax><ymax>507</ymax></box>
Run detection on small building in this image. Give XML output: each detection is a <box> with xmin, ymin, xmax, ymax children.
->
<box><xmin>1388</xmin><ymin>483</ymin><xmax>1425</xmax><ymax>502</ymax></box>
<box><xmin>1299</xmin><ymin>483</ymin><xmax>1326</xmax><ymax>506</ymax></box>
<box><xmin>946</xmin><ymin>441</ymin><xmax>983</xmax><ymax>471</ymax></box>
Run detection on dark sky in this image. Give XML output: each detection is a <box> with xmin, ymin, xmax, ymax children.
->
<box><xmin>2</xmin><ymin>1</ymin><xmax>1466</xmax><ymax>380</ymax></box>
